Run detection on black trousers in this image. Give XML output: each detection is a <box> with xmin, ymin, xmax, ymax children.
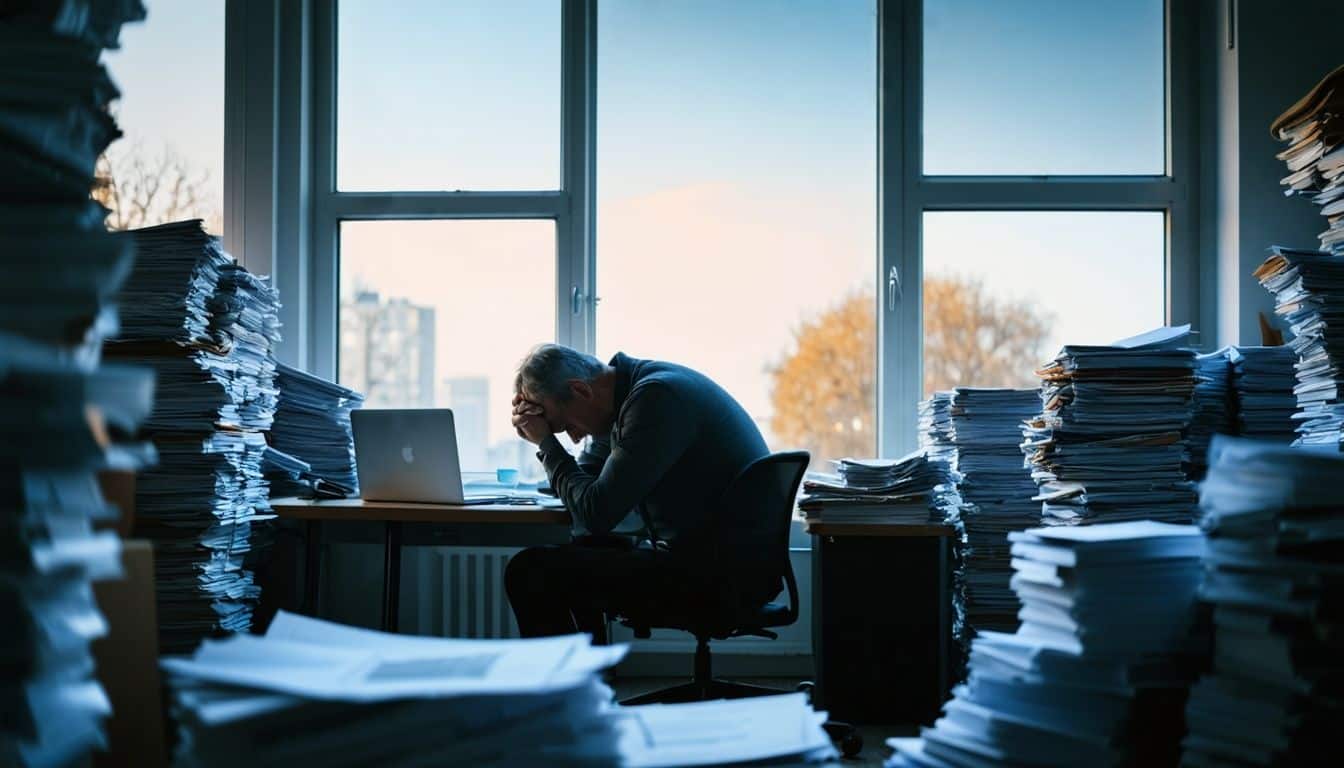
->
<box><xmin>504</xmin><ymin>540</ymin><xmax>711</xmax><ymax>639</ymax></box>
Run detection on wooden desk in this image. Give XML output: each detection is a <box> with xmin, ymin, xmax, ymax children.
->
<box><xmin>271</xmin><ymin>498</ymin><xmax>570</xmax><ymax>632</ymax></box>
<box><xmin>805</xmin><ymin>520</ymin><xmax>956</xmax><ymax>725</ymax></box>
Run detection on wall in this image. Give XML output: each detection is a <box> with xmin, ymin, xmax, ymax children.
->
<box><xmin>1209</xmin><ymin>0</ymin><xmax>1344</xmax><ymax>347</ymax></box>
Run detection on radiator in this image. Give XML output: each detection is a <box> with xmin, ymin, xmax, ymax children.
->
<box><xmin>404</xmin><ymin>545</ymin><xmax>813</xmax><ymax>657</ymax></box>
<box><xmin>409</xmin><ymin>546</ymin><xmax>521</xmax><ymax>639</ymax></box>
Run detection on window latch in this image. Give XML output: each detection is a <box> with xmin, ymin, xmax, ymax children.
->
<box><xmin>887</xmin><ymin>266</ymin><xmax>902</xmax><ymax>311</ymax></box>
<box><xmin>570</xmin><ymin>285</ymin><xmax>601</xmax><ymax>315</ymax></box>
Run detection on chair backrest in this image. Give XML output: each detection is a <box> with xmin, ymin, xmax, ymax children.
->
<box><xmin>711</xmin><ymin>450</ymin><xmax>810</xmax><ymax>616</ymax></box>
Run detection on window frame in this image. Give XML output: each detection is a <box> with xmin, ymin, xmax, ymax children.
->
<box><xmin>231</xmin><ymin>0</ymin><xmax>1197</xmax><ymax>457</ymax></box>
<box><xmin>301</xmin><ymin>0</ymin><xmax>596</xmax><ymax>381</ymax></box>
<box><xmin>877</xmin><ymin>0</ymin><xmax>1200</xmax><ymax>454</ymax></box>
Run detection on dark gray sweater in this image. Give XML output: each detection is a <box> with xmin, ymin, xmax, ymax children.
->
<box><xmin>536</xmin><ymin>353</ymin><xmax>768</xmax><ymax>554</ymax></box>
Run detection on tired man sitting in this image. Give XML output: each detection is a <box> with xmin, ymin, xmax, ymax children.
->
<box><xmin>504</xmin><ymin>343</ymin><xmax>771</xmax><ymax>639</ymax></box>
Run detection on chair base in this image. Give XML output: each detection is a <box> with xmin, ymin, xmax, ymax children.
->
<box><xmin>620</xmin><ymin>678</ymin><xmax>787</xmax><ymax>706</ymax></box>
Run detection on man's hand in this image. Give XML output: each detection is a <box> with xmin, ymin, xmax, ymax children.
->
<box><xmin>511</xmin><ymin>394</ymin><xmax>551</xmax><ymax>445</ymax></box>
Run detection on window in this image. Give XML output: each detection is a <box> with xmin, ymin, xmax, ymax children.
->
<box><xmin>336</xmin><ymin>0</ymin><xmax>561</xmax><ymax>191</ymax></box>
<box><xmin>101</xmin><ymin>1</ymin><xmax>226</xmax><ymax>233</ymax></box>
<box><xmin>338</xmin><ymin>221</ymin><xmax>556</xmax><ymax>476</ymax></box>
<box><xmin>922</xmin><ymin>212</ymin><xmax>1166</xmax><ymax>394</ymax></box>
<box><xmin>878</xmin><ymin>0</ymin><xmax>1194</xmax><ymax>452</ymax></box>
<box><xmin>922</xmin><ymin>0</ymin><xmax>1165</xmax><ymax>176</ymax></box>
<box><xmin>276</xmin><ymin>0</ymin><xmax>1192</xmax><ymax>465</ymax></box>
<box><xmin>596</xmin><ymin>0</ymin><xmax>878</xmax><ymax>467</ymax></box>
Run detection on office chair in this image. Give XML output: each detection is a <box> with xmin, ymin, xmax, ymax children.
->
<box><xmin>615</xmin><ymin>450</ymin><xmax>862</xmax><ymax>758</ymax></box>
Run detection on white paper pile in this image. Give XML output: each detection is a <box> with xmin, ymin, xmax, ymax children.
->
<box><xmin>164</xmin><ymin>611</ymin><xmax>836</xmax><ymax>767</ymax></box>
<box><xmin>105</xmin><ymin>220</ymin><xmax>282</xmax><ymax>652</ymax></box>
<box><xmin>1271</xmin><ymin>64</ymin><xmax>1344</xmax><ymax>255</ymax></box>
<box><xmin>1254</xmin><ymin>246</ymin><xmax>1344</xmax><ymax>450</ymax></box>
<box><xmin>1022</xmin><ymin>326</ymin><xmax>1199</xmax><ymax>526</ymax></box>
<box><xmin>798</xmin><ymin>450</ymin><xmax>954</xmax><ymax>524</ymax></box>
<box><xmin>0</xmin><ymin>3</ymin><xmax>151</xmax><ymax>764</ymax></box>
<box><xmin>618</xmin><ymin>693</ymin><xmax>835</xmax><ymax>767</ymax></box>
<box><xmin>265</xmin><ymin>363</ymin><xmax>364</xmax><ymax>497</ymax></box>
<box><xmin>166</xmin><ymin>611</ymin><xmax>608</xmax><ymax>767</ymax></box>
<box><xmin>1181</xmin><ymin>437</ymin><xmax>1343</xmax><ymax>766</ymax></box>
<box><xmin>886</xmin><ymin>521</ymin><xmax>1206</xmax><ymax>768</ymax></box>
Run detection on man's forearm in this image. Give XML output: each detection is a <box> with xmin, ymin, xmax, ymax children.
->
<box><xmin>537</xmin><ymin>436</ymin><xmax>627</xmax><ymax>535</ymax></box>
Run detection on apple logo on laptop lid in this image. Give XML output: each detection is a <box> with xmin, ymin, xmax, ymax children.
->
<box><xmin>401</xmin><ymin>444</ymin><xmax>415</xmax><ymax>464</ymax></box>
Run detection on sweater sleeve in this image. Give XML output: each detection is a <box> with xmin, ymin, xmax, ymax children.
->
<box><xmin>536</xmin><ymin>383</ymin><xmax>693</xmax><ymax>536</ymax></box>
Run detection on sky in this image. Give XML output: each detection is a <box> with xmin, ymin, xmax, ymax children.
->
<box><xmin>104</xmin><ymin>0</ymin><xmax>1168</xmax><ymax>460</ymax></box>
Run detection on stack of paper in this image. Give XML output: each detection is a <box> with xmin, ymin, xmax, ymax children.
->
<box><xmin>618</xmin><ymin>694</ymin><xmax>835</xmax><ymax>767</ymax></box>
<box><xmin>1227</xmin><ymin>346</ymin><xmax>1298</xmax><ymax>442</ymax></box>
<box><xmin>1270</xmin><ymin>64</ymin><xmax>1344</xmax><ymax>255</ymax></box>
<box><xmin>0</xmin><ymin>3</ymin><xmax>151</xmax><ymax>765</ymax></box>
<box><xmin>1187</xmin><ymin>350</ymin><xmax>1233</xmax><ymax>479</ymax></box>
<box><xmin>105</xmin><ymin>220</ymin><xmax>282</xmax><ymax>653</ymax></box>
<box><xmin>886</xmin><ymin>521</ymin><xmax>1206</xmax><ymax>768</ymax></box>
<box><xmin>1181</xmin><ymin>437</ymin><xmax>1343</xmax><ymax>765</ymax></box>
<box><xmin>945</xmin><ymin>389</ymin><xmax>1044</xmax><ymax>639</ymax></box>
<box><xmin>163</xmin><ymin>611</ymin><xmax>628</xmax><ymax>767</ymax></box>
<box><xmin>917</xmin><ymin>391</ymin><xmax>956</xmax><ymax>466</ymax></box>
<box><xmin>163</xmin><ymin>611</ymin><xmax>835</xmax><ymax>767</ymax></box>
<box><xmin>797</xmin><ymin>450</ymin><xmax>954</xmax><ymax>524</ymax></box>
<box><xmin>265</xmin><ymin>363</ymin><xmax>365</xmax><ymax>497</ymax></box>
<box><xmin>1254</xmin><ymin>246</ymin><xmax>1344</xmax><ymax>450</ymax></box>
<box><xmin>1021</xmin><ymin>326</ymin><xmax>1199</xmax><ymax>526</ymax></box>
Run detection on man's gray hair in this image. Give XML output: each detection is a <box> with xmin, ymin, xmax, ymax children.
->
<box><xmin>515</xmin><ymin>344</ymin><xmax>606</xmax><ymax>402</ymax></box>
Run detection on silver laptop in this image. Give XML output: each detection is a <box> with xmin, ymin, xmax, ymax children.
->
<box><xmin>351</xmin><ymin>409</ymin><xmax>507</xmax><ymax>505</ymax></box>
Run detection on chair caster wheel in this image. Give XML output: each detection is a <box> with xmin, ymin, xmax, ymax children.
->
<box><xmin>823</xmin><ymin>721</ymin><xmax>863</xmax><ymax>759</ymax></box>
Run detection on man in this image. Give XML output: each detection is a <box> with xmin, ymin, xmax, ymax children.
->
<box><xmin>504</xmin><ymin>344</ymin><xmax>771</xmax><ymax>638</ymax></box>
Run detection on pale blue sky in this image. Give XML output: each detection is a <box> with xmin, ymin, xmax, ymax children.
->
<box><xmin>104</xmin><ymin>0</ymin><xmax>1168</xmax><ymax>457</ymax></box>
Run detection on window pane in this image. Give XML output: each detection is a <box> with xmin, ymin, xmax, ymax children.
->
<box><xmin>337</xmin><ymin>0</ymin><xmax>561</xmax><ymax>191</ymax></box>
<box><xmin>922</xmin><ymin>211</ymin><xmax>1165</xmax><ymax>395</ymax></box>
<box><xmin>100</xmin><ymin>1</ymin><xmax>225</xmax><ymax>233</ymax></box>
<box><xmin>339</xmin><ymin>220</ymin><xmax>555</xmax><ymax>477</ymax></box>
<box><xmin>597</xmin><ymin>0</ymin><xmax>877</xmax><ymax>468</ymax></box>
<box><xmin>923</xmin><ymin>0</ymin><xmax>1164</xmax><ymax>175</ymax></box>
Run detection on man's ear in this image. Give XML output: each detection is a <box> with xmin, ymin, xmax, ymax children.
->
<box><xmin>569</xmin><ymin>379</ymin><xmax>593</xmax><ymax>401</ymax></box>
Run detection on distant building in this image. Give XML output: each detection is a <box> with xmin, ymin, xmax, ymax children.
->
<box><xmin>443</xmin><ymin>377</ymin><xmax>489</xmax><ymax>471</ymax></box>
<box><xmin>339</xmin><ymin>290</ymin><xmax>435</xmax><ymax>407</ymax></box>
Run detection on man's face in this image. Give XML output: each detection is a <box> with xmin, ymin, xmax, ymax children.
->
<box><xmin>535</xmin><ymin>381</ymin><xmax>611</xmax><ymax>443</ymax></box>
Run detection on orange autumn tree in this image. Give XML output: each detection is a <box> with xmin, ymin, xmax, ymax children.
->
<box><xmin>769</xmin><ymin>275</ymin><xmax>1050</xmax><ymax>463</ymax></box>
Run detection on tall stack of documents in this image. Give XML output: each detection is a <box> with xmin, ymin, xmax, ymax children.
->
<box><xmin>1271</xmin><ymin>64</ymin><xmax>1344</xmax><ymax>255</ymax></box>
<box><xmin>797</xmin><ymin>451</ymin><xmax>954</xmax><ymax>524</ymax></box>
<box><xmin>945</xmin><ymin>389</ymin><xmax>1045</xmax><ymax>639</ymax></box>
<box><xmin>1021</xmin><ymin>326</ymin><xmax>1199</xmax><ymax>526</ymax></box>
<box><xmin>1254</xmin><ymin>246</ymin><xmax>1344</xmax><ymax>450</ymax></box>
<box><xmin>886</xmin><ymin>521</ymin><xmax>1207</xmax><ymax>768</ymax></box>
<box><xmin>105</xmin><ymin>220</ymin><xmax>282</xmax><ymax>653</ymax></box>
<box><xmin>1227</xmin><ymin>346</ymin><xmax>1298</xmax><ymax>442</ymax></box>
<box><xmin>1181</xmin><ymin>437</ymin><xmax>1343</xmax><ymax>766</ymax></box>
<box><xmin>0</xmin><ymin>2</ymin><xmax>152</xmax><ymax>765</ymax></box>
<box><xmin>917</xmin><ymin>391</ymin><xmax>956</xmax><ymax>467</ymax></box>
<box><xmin>1187</xmin><ymin>351</ymin><xmax>1233</xmax><ymax>479</ymax></box>
<box><xmin>266</xmin><ymin>363</ymin><xmax>365</xmax><ymax>497</ymax></box>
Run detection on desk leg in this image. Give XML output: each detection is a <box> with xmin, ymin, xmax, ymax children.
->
<box><xmin>937</xmin><ymin>536</ymin><xmax>950</xmax><ymax>704</ymax></box>
<box><xmin>382</xmin><ymin>521</ymin><xmax>403</xmax><ymax>632</ymax></box>
<box><xmin>304</xmin><ymin>519</ymin><xmax>322</xmax><ymax>616</ymax></box>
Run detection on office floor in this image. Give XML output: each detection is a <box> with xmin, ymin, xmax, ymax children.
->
<box><xmin>611</xmin><ymin>677</ymin><xmax>917</xmax><ymax>767</ymax></box>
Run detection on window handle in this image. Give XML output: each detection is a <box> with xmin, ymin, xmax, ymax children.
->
<box><xmin>887</xmin><ymin>266</ymin><xmax>902</xmax><ymax>311</ymax></box>
<box><xmin>570</xmin><ymin>285</ymin><xmax>601</xmax><ymax>314</ymax></box>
